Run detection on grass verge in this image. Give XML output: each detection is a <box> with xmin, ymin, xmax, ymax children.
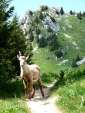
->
<box><xmin>52</xmin><ymin>68</ymin><xmax>85</xmax><ymax>113</ymax></box>
<box><xmin>0</xmin><ymin>79</ymin><xmax>31</xmax><ymax>113</ymax></box>
<box><xmin>0</xmin><ymin>98</ymin><xmax>30</xmax><ymax>113</ymax></box>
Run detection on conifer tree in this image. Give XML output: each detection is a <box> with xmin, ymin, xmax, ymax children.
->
<box><xmin>0</xmin><ymin>0</ymin><xmax>28</xmax><ymax>86</ymax></box>
<box><xmin>60</xmin><ymin>7</ymin><xmax>64</xmax><ymax>15</ymax></box>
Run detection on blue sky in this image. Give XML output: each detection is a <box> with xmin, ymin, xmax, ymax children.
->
<box><xmin>12</xmin><ymin>0</ymin><xmax>85</xmax><ymax>17</ymax></box>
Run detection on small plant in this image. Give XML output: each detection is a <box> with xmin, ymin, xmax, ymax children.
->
<box><xmin>71</xmin><ymin>55</ymin><xmax>81</xmax><ymax>67</ymax></box>
<box><xmin>71</xmin><ymin>58</ymin><xmax>78</xmax><ymax>67</ymax></box>
<box><xmin>41</xmin><ymin>72</ymin><xmax>57</xmax><ymax>84</ymax></box>
<box><xmin>59</xmin><ymin>70</ymin><xmax>64</xmax><ymax>80</ymax></box>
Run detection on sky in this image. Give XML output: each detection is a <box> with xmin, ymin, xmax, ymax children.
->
<box><xmin>12</xmin><ymin>0</ymin><xmax>85</xmax><ymax>17</ymax></box>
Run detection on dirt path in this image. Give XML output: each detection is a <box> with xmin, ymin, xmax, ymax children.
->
<box><xmin>26</xmin><ymin>83</ymin><xmax>62</xmax><ymax>113</ymax></box>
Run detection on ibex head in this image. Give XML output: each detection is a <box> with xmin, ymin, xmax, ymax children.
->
<box><xmin>17</xmin><ymin>51</ymin><xmax>29</xmax><ymax>66</ymax></box>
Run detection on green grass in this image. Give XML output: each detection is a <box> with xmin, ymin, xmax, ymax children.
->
<box><xmin>32</xmin><ymin>47</ymin><xmax>70</xmax><ymax>84</ymax></box>
<box><xmin>56</xmin><ymin>79</ymin><xmax>85</xmax><ymax>113</ymax></box>
<box><xmin>0</xmin><ymin>98</ymin><xmax>30</xmax><ymax>113</ymax></box>
<box><xmin>52</xmin><ymin>68</ymin><xmax>85</xmax><ymax>113</ymax></box>
<box><xmin>57</xmin><ymin>15</ymin><xmax>85</xmax><ymax>59</ymax></box>
<box><xmin>32</xmin><ymin>47</ymin><xmax>58</xmax><ymax>74</ymax></box>
<box><xmin>0</xmin><ymin>80</ymin><xmax>31</xmax><ymax>113</ymax></box>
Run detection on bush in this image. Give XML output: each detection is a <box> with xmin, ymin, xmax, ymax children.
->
<box><xmin>47</xmin><ymin>33</ymin><xmax>59</xmax><ymax>51</ymax></box>
<box><xmin>0</xmin><ymin>0</ymin><xmax>31</xmax><ymax>87</ymax></box>
<box><xmin>41</xmin><ymin>72</ymin><xmax>58</xmax><ymax>84</ymax></box>
<box><xmin>71</xmin><ymin>55</ymin><xmax>81</xmax><ymax>67</ymax></box>
<box><xmin>77</xmin><ymin>12</ymin><xmax>82</xmax><ymax>20</ymax></box>
<box><xmin>0</xmin><ymin>79</ymin><xmax>24</xmax><ymax>98</ymax></box>
<box><xmin>54</xmin><ymin>49</ymin><xmax>63</xmax><ymax>58</ymax></box>
<box><xmin>66</xmin><ymin>69</ymin><xmax>85</xmax><ymax>84</ymax></box>
<box><xmin>40</xmin><ymin>5</ymin><xmax>48</xmax><ymax>11</ymax></box>
<box><xmin>38</xmin><ymin>37</ymin><xmax>47</xmax><ymax>48</ymax></box>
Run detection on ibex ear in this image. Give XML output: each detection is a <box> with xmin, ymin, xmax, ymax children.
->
<box><xmin>19</xmin><ymin>51</ymin><xmax>22</xmax><ymax>56</ymax></box>
<box><xmin>17</xmin><ymin>55</ymin><xmax>19</xmax><ymax>60</ymax></box>
<box><xmin>26</xmin><ymin>56</ymin><xmax>29</xmax><ymax>60</ymax></box>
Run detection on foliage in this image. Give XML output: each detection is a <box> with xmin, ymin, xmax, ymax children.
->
<box><xmin>71</xmin><ymin>55</ymin><xmax>81</xmax><ymax>67</ymax></box>
<box><xmin>54</xmin><ymin>48</ymin><xmax>64</xmax><ymax>58</ymax></box>
<box><xmin>28</xmin><ymin>10</ymin><xmax>33</xmax><ymax>16</ymax></box>
<box><xmin>40</xmin><ymin>5</ymin><xmax>48</xmax><ymax>11</ymax></box>
<box><xmin>0</xmin><ymin>98</ymin><xmax>30</xmax><ymax>113</ymax></box>
<box><xmin>41</xmin><ymin>72</ymin><xmax>58</xmax><ymax>84</ymax></box>
<box><xmin>47</xmin><ymin>33</ymin><xmax>59</xmax><ymax>51</ymax></box>
<box><xmin>71</xmin><ymin>58</ymin><xmax>78</xmax><ymax>67</ymax></box>
<box><xmin>60</xmin><ymin>7</ymin><xmax>65</xmax><ymax>15</ymax></box>
<box><xmin>83</xmin><ymin>12</ymin><xmax>85</xmax><ymax>17</ymax></box>
<box><xmin>0</xmin><ymin>79</ymin><xmax>24</xmax><ymax>98</ymax></box>
<box><xmin>0</xmin><ymin>78</ymin><xmax>30</xmax><ymax>113</ymax></box>
<box><xmin>56</xmin><ymin>9</ymin><xmax>60</xmax><ymax>15</ymax></box>
<box><xmin>77</xmin><ymin>12</ymin><xmax>82</xmax><ymax>20</ymax></box>
<box><xmin>38</xmin><ymin>36</ymin><xmax>47</xmax><ymax>47</ymax></box>
<box><xmin>0</xmin><ymin>0</ymin><xmax>31</xmax><ymax>86</ymax></box>
<box><xmin>53</xmin><ymin>68</ymin><xmax>85</xmax><ymax>113</ymax></box>
<box><xmin>69</xmin><ymin>10</ymin><xmax>75</xmax><ymax>15</ymax></box>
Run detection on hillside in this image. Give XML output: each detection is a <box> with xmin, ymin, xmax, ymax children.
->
<box><xmin>21</xmin><ymin>7</ymin><xmax>85</xmax><ymax>78</ymax></box>
<box><xmin>57</xmin><ymin>15</ymin><xmax>85</xmax><ymax>59</ymax></box>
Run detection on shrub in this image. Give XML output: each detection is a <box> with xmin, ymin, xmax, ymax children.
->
<box><xmin>38</xmin><ymin>37</ymin><xmax>47</xmax><ymax>47</ymax></box>
<box><xmin>40</xmin><ymin>5</ymin><xmax>48</xmax><ymax>12</ymax></box>
<box><xmin>41</xmin><ymin>72</ymin><xmax>57</xmax><ymax>84</ymax></box>
<box><xmin>54</xmin><ymin>49</ymin><xmax>63</xmax><ymax>58</ymax></box>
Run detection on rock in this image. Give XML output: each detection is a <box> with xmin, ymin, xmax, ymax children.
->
<box><xmin>76</xmin><ymin>57</ymin><xmax>85</xmax><ymax>65</ymax></box>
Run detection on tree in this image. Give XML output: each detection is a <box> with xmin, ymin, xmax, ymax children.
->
<box><xmin>47</xmin><ymin>33</ymin><xmax>59</xmax><ymax>51</ymax></box>
<box><xmin>0</xmin><ymin>0</ymin><xmax>29</xmax><ymax>86</ymax></box>
<box><xmin>77</xmin><ymin>12</ymin><xmax>82</xmax><ymax>20</ymax></box>
<box><xmin>9</xmin><ymin>16</ymin><xmax>27</xmax><ymax>75</ymax></box>
<box><xmin>38</xmin><ymin>35</ymin><xmax>47</xmax><ymax>47</ymax></box>
<box><xmin>28</xmin><ymin>10</ymin><xmax>33</xmax><ymax>16</ymax></box>
<box><xmin>40</xmin><ymin>5</ymin><xmax>48</xmax><ymax>12</ymax></box>
<box><xmin>69</xmin><ymin>10</ymin><xmax>74</xmax><ymax>15</ymax></box>
<box><xmin>83</xmin><ymin>12</ymin><xmax>85</xmax><ymax>17</ymax></box>
<box><xmin>60</xmin><ymin>7</ymin><xmax>64</xmax><ymax>15</ymax></box>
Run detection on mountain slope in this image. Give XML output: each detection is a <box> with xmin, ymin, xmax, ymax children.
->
<box><xmin>21</xmin><ymin>7</ymin><xmax>85</xmax><ymax>83</ymax></box>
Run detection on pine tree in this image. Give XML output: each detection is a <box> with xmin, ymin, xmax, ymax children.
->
<box><xmin>0</xmin><ymin>0</ymin><xmax>28</xmax><ymax>86</ymax></box>
<box><xmin>60</xmin><ymin>7</ymin><xmax>64</xmax><ymax>15</ymax></box>
<box><xmin>69</xmin><ymin>10</ymin><xmax>73</xmax><ymax>15</ymax></box>
<box><xmin>77</xmin><ymin>12</ymin><xmax>82</xmax><ymax>20</ymax></box>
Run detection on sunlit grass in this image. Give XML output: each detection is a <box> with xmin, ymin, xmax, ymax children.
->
<box><xmin>52</xmin><ymin>68</ymin><xmax>85</xmax><ymax>113</ymax></box>
<box><xmin>0</xmin><ymin>98</ymin><xmax>30</xmax><ymax>113</ymax></box>
<box><xmin>0</xmin><ymin>80</ymin><xmax>31</xmax><ymax>113</ymax></box>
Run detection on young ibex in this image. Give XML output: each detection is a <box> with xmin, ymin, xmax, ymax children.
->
<box><xmin>17</xmin><ymin>51</ymin><xmax>44</xmax><ymax>99</ymax></box>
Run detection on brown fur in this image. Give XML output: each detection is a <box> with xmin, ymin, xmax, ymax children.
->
<box><xmin>17</xmin><ymin>53</ymin><xmax>44</xmax><ymax>99</ymax></box>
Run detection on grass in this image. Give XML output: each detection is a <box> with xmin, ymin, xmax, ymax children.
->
<box><xmin>56</xmin><ymin>79</ymin><xmax>85</xmax><ymax>113</ymax></box>
<box><xmin>32</xmin><ymin>47</ymin><xmax>70</xmax><ymax>84</ymax></box>
<box><xmin>32</xmin><ymin>47</ymin><xmax>58</xmax><ymax>73</ymax></box>
<box><xmin>0</xmin><ymin>79</ymin><xmax>31</xmax><ymax>113</ymax></box>
<box><xmin>52</xmin><ymin>68</ymin><xmax>85</xmax><ymax>113</ymax></box>
<box><xmin>57</xmin><ymin>15</ymin><xmax>85</xmax><ymax>59</ymax></box>
<box><xmin>0</xmin><ymin>98</ymin><xmax>30</xmax><ymax>113</ymax></box>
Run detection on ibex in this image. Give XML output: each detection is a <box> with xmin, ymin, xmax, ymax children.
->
<box><xmin>17</xmin><ymin>51</ymin><xmax>45</xmax><ymax>99</ymax></box>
